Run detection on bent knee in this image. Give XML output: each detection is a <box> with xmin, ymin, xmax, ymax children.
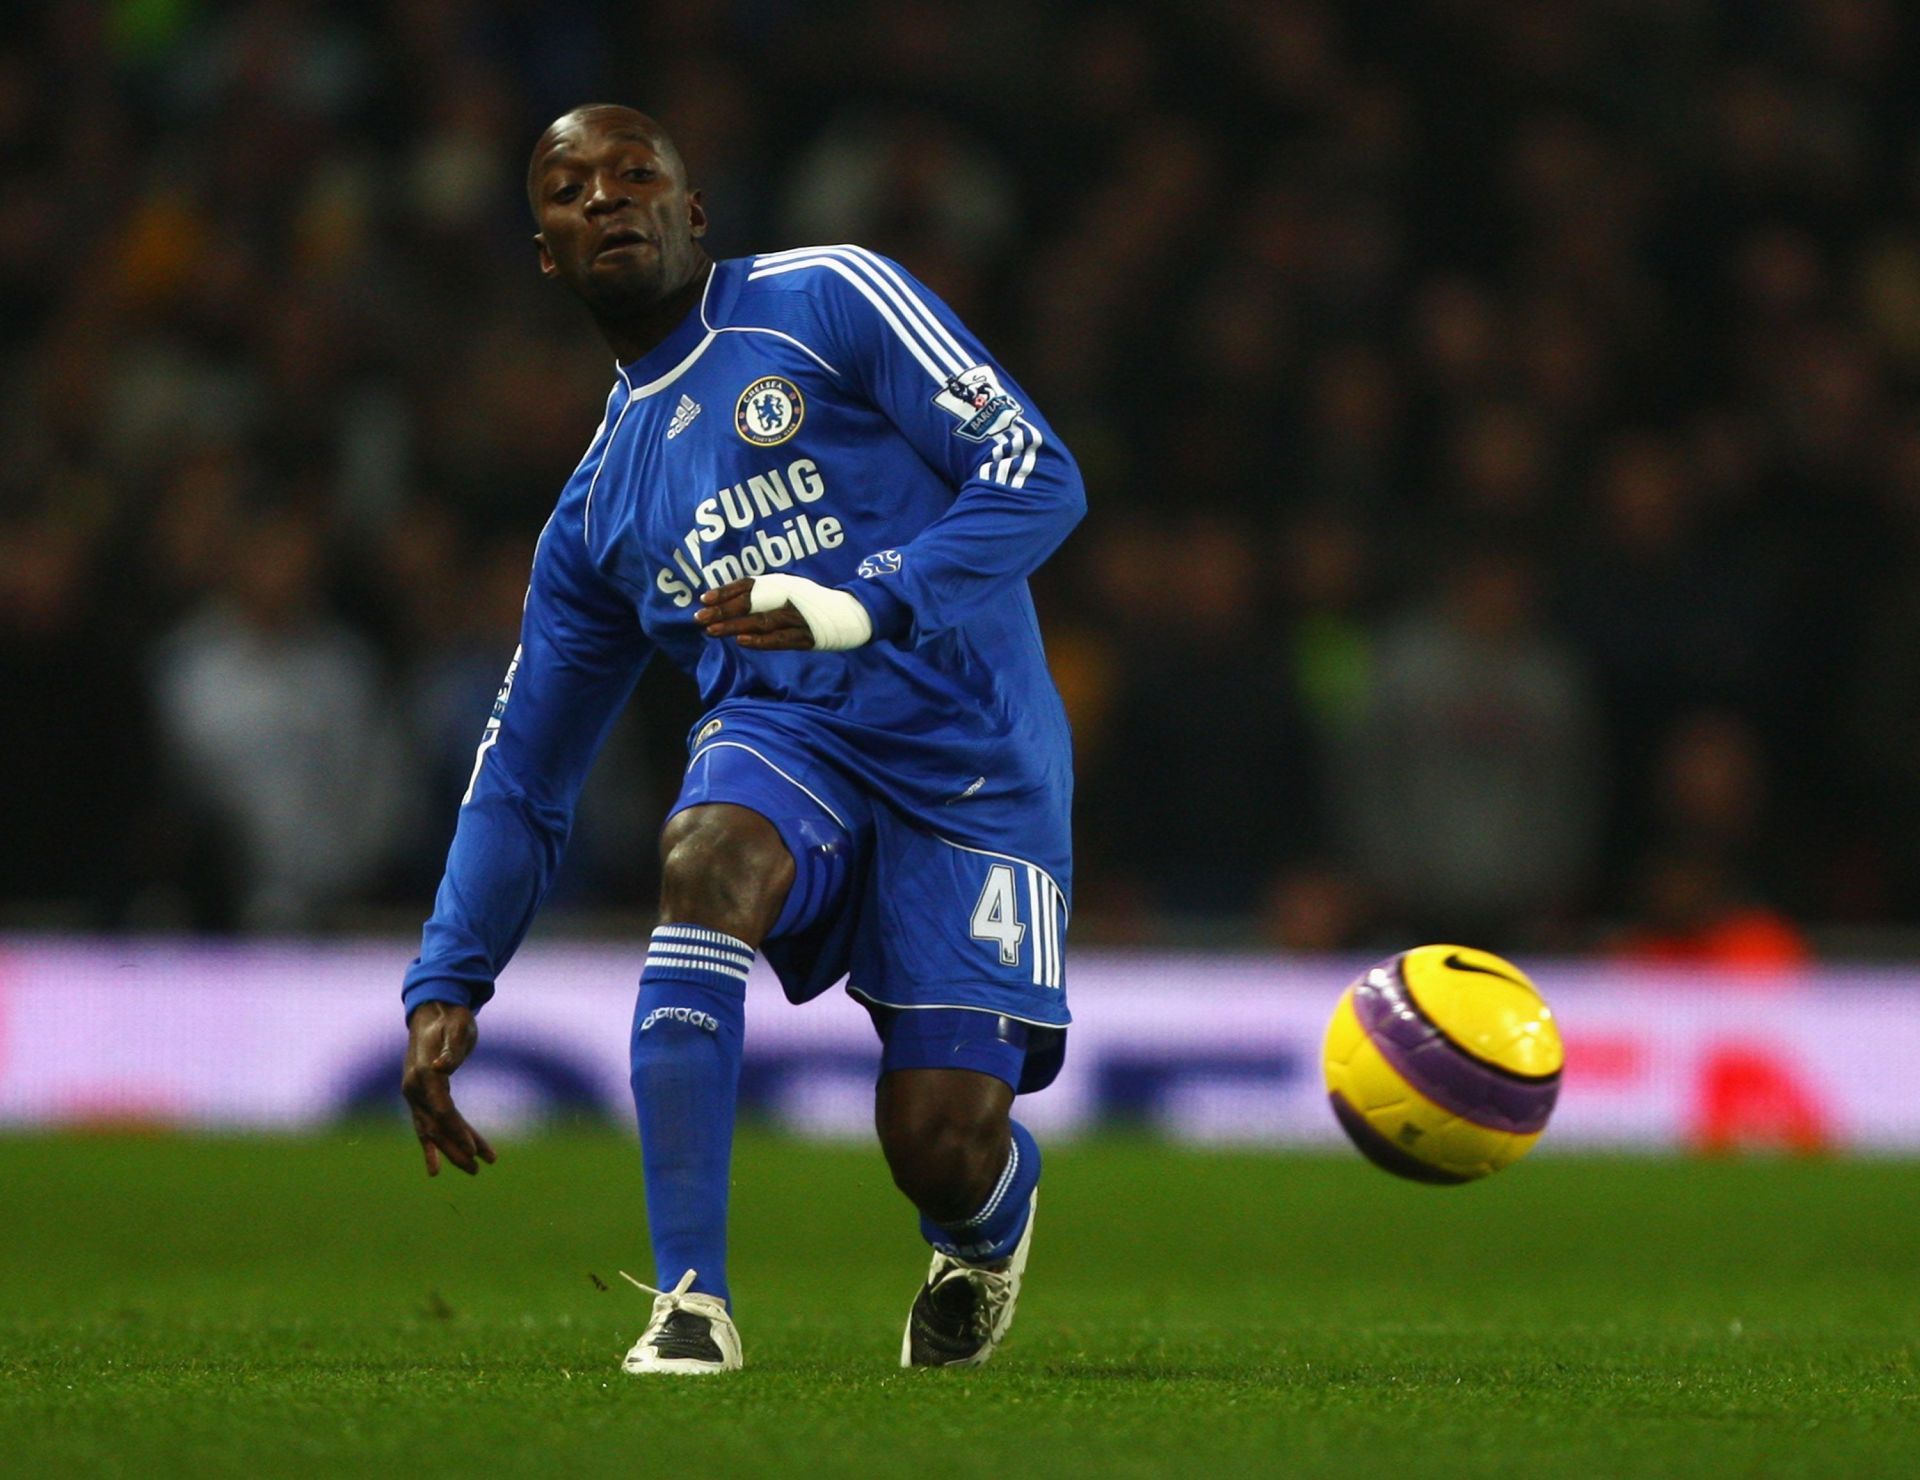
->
<box><xmin>658</xmin><ymin>804</ymin><xmax>795</xmax><ymax>941</ymax></box>
<box><xmin>878</xmin><ymin>1100</ymin><xmax>1010</xmax><ymax>1218</ymax></box>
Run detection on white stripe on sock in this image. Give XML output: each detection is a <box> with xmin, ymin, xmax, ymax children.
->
<box><xmin>644</xmin><ymin>941</ymin><xmax>753</xmax><ymax>970</ymax></box>
<box><xmin>643</xmin><ymin>952</ymin><xmax>750</xmax><ymax>982</ymax></box>
<box><xmin>954</xmin><ymin>1138</ymin><xmax>1020</xmax><ymax>1230</ymax></box>
<box><xmin>653</xmin><ymin>924</ymin><xmax>754</xmax><ymax>957</ymax></box>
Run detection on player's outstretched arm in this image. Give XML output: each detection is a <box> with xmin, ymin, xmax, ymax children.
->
<box><xmin>401</xmin><ymin>518</ymin><xmax>652</xmax><ymax>1108</ymax></box>
<box><xmin>402</xmin><ymin>1001</ymin><xmax>496</xmax><ymax>1177</ymax></box>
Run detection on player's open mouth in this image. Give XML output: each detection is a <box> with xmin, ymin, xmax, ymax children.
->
<box><xmin>595</xmin><ymin>229</ymin><xmax>650</xmax><ymax>258</ymax></box>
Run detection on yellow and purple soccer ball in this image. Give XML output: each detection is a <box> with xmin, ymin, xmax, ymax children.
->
<box><xmin>1323</xmin><ymin>945</ymin><xmax>1564</xmax><ymax>1184</ymax></box>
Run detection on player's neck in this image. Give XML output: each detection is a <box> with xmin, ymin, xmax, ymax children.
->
<box><xmin>597</xmin><ymin>257</ymin><xmax>713</xmax><ymax>365</ymax></box>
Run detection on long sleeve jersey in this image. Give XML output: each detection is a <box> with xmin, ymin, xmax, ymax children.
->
<box><xmin>402</xmin><ymin>245</ymin><xmax>1086</xmax><ymax>1017</ymax></box>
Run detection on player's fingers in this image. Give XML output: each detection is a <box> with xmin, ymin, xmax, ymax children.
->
<box><xmin>418</xmin><ymin>1070</ymin><xmax>458</xmax><ymax>1116</ymax></box>
<box><xmin>736</xmin><ymin>629</ymin><xmax>815</xmax><ymax>650</ymax></box>
<box><xmin>471</xmin><ymin>1127</ymin><xmax>498</xmax><ymax>1165</ymax></box>
<box><xmin>435</xmin><ymin>1114</ymin><xmax>482</xmax><ymax>1175</ymax></box>
<box><xmin>744</xmin><ymin>610</ymin><xmax>809</xmax><ymax>637</ymax></box>
<box><xmin>401</xmin><ymin>1068</ymin><xmax>434</xmax><ymax>1112</ymax></box>
<box><xmin>695</xmin><ymin>581</ymin><xmax>756</xmax><ymax>624</ymax></box>
<box><xmin>411</xmin><ymin>1107</ymin><xmax>443</xmax><ymax>1177</ymax></box>
<box><xmin>707</xmin><ymin>607</ymin><xmax>806</xmax><ymax>638</ymax></box>
<box><xmin>411</xmin><ymin>1076</ymin><xmax>481</xmax><ymax>1173</ymax></box>
<box><xmin>424</xmin><ymin>1097</ymin><xmax>481</xmax><ymax>1166</ymax></box>
<box><xmin>696</xmin><ymin>599</ymin><xmax>772</xmax><ymax>633</ymax></box>
<box><xmin>417</xmin><ymin>1109</ymin><xmax>477</xmax><ymax>1175</ymax></box>
<box><xmin>700</xmin><ymin>579</ymin><xmax>754</xmax><ymax>606</ymax></box>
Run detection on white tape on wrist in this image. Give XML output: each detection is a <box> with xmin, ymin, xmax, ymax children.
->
<box><xmin>748</xmin><ymin>573</ymin><xmax>874</xmax><ymax>651</ymax></box>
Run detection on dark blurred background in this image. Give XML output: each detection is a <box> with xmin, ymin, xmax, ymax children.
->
<box><xmin>4</xmin><ymin>0</ymin><xmax>1919</xmax><ymax>961</ymax></box>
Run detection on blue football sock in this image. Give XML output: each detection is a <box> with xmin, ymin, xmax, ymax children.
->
<box><xmin>630</xmin><ymin>924</ymin><xmax>750</xmax><ymax>1308</ymax></box>
<box><xmin>920</xmin><ymin>1118</ymin><xmax>1041</xmax><ymax>1264</ymax></box>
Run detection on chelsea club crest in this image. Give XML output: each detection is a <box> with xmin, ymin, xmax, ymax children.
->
<box><xmin>735</xmin><ymin>376</ymin><xmax>804</xmax><ymax>446</ymax></box>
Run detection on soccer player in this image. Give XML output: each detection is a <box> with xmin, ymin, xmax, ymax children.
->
<box><xmin>399</xmin><ymin>106</ymin><xmax>1083</xmax><ymax>1374</ymax></box>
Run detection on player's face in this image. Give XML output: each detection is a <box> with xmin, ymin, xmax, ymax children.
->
<box><xmin>530</xmin><ymin>115</ymin><xmax>707</xmax><ymax>312</ymax></box>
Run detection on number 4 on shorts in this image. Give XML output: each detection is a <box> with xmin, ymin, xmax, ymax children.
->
<box><xmin>970</xmin><ymin>863</ymin><xmax>1027</xmax><ymax>967</ymax></box>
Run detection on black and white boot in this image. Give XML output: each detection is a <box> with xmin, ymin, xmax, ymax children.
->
<box><xmin>901</xmin><ymin>1189</ymin><xmax>1036</xmax><ymax>1368</ymax></box>
<box><xmin>619</xmin><ymin>1268</ymin><xmax>743</xmax><ymax>1375</ymax></box>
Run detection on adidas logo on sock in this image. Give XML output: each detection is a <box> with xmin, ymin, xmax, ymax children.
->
<box><xmin>641</xmin><ymin>1006</ymin><xmax>720</xmax><ymax>1032</ymax></box>
<box><xmin>666</xmin><ymin>394</ymin><xmax>701</xmax><ymax>440</ymax></box>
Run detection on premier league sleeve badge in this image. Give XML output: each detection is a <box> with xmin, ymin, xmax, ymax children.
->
<box><xmin>932</xmin><ymin>364</ymin><xmax>1023</xmax><ymax>442</ymax></box>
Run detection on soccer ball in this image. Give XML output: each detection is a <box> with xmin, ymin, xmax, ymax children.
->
<box><xmin>1323</xmin><ymin>944</ymin><xmax>1563</xmax><ymax>1184</ymax></box>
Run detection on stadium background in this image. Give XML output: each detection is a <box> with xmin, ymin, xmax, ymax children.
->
<box><xmin>5</xmin><ymin>8</ymin><xmax>1920</xmax><ymax>1476</ymax></box>
<box><xmin>3</xmin><ymin>0</ymin><xmax>1920</xmax><ymax>1153</ymax></box>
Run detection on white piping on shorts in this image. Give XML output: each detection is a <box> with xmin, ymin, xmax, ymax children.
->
<box><xmin>844</xmin><ymin>985</ymin><xmax>1068</xmax><ymax>1032</ymax></box>
<box><xmin>686</xmin><ymin>740</ymin><xmax>847</xmax><ymax>828</ymax></box>
<box><xmin>931</xmin><ymin>834</ymin><xmax>1069</xmax><ymax>914</ymax></box>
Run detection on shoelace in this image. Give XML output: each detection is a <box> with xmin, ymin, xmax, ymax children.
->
<box><xmin>930</xmin><ymin>1259</ymin><xmax>1012</xmax><ymax>1340</ymax></box>
<box><xmin>619</xmin><ymin>1266</ymin><xmax>700</xmax><ymax>1330</ymax></box>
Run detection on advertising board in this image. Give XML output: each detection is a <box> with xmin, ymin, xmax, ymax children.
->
<box><xmin>1</xmin><ymin>940</ymin><xmax>1913</xmax><ymax>1150</ymax></box>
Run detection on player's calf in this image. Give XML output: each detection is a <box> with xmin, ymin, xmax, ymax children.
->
<box><xmin>877</xmin><ymin>1065</ymin><xmax>1043</xmax><ymax>1368</ymax></box>
<box><xmin>630</xmin><ymin>941</ymin><xmax>749</xmax><ymax>1312</ymax></box>
<box><xmin>875</xmin><ymin>1074</ymin><xmax>1012</xmax><ymax>1224</ymax></box>
<box><xmin>621</xmin><ymin>803</ymin><xmax>796</xmax><ymax>1339</ymax></box>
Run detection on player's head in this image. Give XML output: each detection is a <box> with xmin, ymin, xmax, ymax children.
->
<box><xmin>527</xmin><ymin>105</ymin><xmax>708</xmax><ymax>315</ymax></box>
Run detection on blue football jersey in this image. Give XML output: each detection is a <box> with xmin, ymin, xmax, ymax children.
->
<box><xmin>403</xmin><ymin>245</ymin><xmax>1086</xmax><ymax>1016</ymax></box>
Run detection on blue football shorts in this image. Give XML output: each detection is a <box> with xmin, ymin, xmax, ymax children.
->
<box><xmin>667</xmin><ymin>711</ymin><xmax>1068</xmax><ymax>1095</ymax></box>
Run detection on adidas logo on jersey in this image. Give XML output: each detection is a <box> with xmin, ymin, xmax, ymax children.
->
<box><xmin>666</xmin><ymin>394</ymin><xmax>701</xmax><ymax>440</ymax></box>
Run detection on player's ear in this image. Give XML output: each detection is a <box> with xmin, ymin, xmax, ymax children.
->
<box><xmin>687</xmin><ymin>190</ymin><xmax>707</xmax><ymax>240</ymax></box>
<box><xmin>534</xmin><ymin>232</ymin><xmax>557</xmax><ymax>278</ymax></box>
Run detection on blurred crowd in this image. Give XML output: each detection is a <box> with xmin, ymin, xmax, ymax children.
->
<box><xmin>4</xmin><ymin>0</ymin><xmax>1920</xmax><ymax>958</ymax></box>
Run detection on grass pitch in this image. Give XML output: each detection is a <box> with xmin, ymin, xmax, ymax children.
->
<box><xmin>1</xmin><ymin>1130</ymin><xmax>1915</xmax><ymax>1478</ymax></box>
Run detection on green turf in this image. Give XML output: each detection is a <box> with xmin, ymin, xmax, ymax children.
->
<box><xmin>1</xmin><ymin>1130</ymin><xmax>1915</xmax><ymax>1477</ymax></box>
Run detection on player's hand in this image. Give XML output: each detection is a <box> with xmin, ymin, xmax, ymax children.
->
<box><xmin>695</xmin><ymin>578</ymin><xmax>816</xmax><ymax>650</ymax></box>
<box><xmin>402</xmin><ymin>1001</ymin><xmax>497</xmax><ymax>1177</ymax></box>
